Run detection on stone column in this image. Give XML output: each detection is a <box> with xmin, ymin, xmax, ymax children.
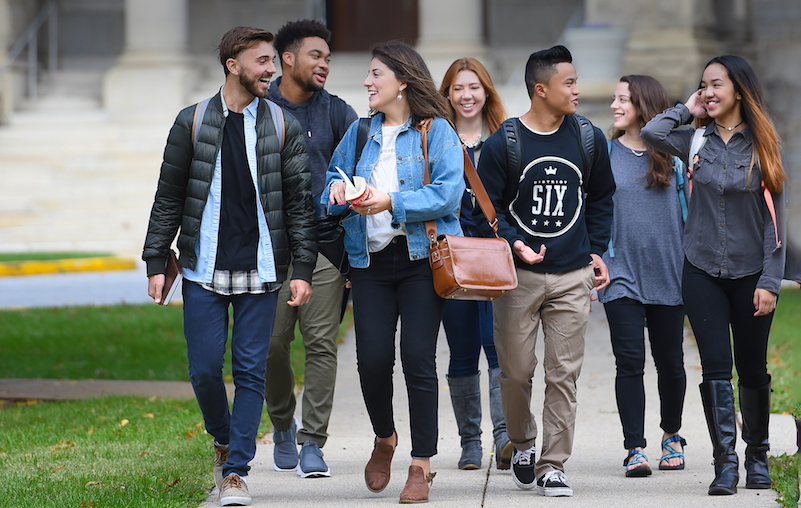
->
<box><xmin>416</xmin><ymin>0</ymin><xmax>486</xmax><ymax>87</ymax></box>
<box><xmin>583</xmin><ymin>0</ymin><xmax>722</xmax><ymax>100</ymax></box>
<box><xmin>103</xmin><ymin>0</ymin><xmax>193</xmax><ymax>119</ymax></box>
<box><xmin>0</xmin><ymin>0</ymin><xmax>12</xmax><ymax>123</ymax></box>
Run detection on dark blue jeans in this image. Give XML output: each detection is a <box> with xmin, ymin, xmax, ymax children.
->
<box><xmin>350</xmin><ymin>237</ymin><xmax>444</xmax><ymax>458</ymax></box>
<box><xmin>182</xmin><ymin>280</ymin><xmax>279</xmax><ymax>478</ymax></box>
<box><xmin>443</xmin><ymin>299</ymin><xmax>498</xmax><ymax>377</ymax></box>
<box><xmin>603</xmin><ymin>297</ymin><xmax>686</xmax><ymax>449</ymax></box>
<box><xmin>682</xmin><ymin>260</ymin><xmax>773</xmax><ymax>388</ymax></box>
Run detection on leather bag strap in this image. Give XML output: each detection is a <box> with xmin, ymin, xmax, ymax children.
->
<box><xmin>421</xmin><ymin>119</ymin><xmax>502</xmax><ymax>245</ymax></box>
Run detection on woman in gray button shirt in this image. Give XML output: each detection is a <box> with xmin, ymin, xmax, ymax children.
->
<box><xmin>641</xmin><ymin>55</ymin><xmax>788</xmax><ymax>496</ymax></box>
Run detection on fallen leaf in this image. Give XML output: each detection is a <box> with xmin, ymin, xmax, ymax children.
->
<box><xmin>87</xmin><ymin>426</ymin><xmax>94</xmax><ymax>436</ymax></box>
<box><xmin>85</xmin><ymin>481</ymin><xmax>100</xmax><ymax>487</ymax></box>
<box><xmin>119</xmin><ymin>419</ymin><xmax>129</xmax><ymax>428</ymax></box>
<box><xmin>163</xmin><ymin>479</ymin><xmax>180</xmax><ymax>488</ymax></box>
<box><xmin>142</xmin><ymin>413</ymin><xmax>154</xmax><ymax>419</ymax></box>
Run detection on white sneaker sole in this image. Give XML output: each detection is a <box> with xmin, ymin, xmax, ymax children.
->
<box><xmin>536</xmin><ymin>485</ymin><xmax>573</xmax><ymax>497</ymax></box>
<box><xmin>297</xmin><ymin>467</ymin><xmax>331</xmax><ymax>478</ymax></box>
<box><xmin>220</xmin><ymin>494</ymin><xmax>252</xmax><ymax>506</ymax></box>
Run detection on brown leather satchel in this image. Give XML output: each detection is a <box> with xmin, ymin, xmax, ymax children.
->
<box><xmin>420</xmin><ymin>119</ymin><xmax>518</xmax><ymax>301</ymax></box>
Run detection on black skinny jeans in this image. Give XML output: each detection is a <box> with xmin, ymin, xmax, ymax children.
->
<box><xmin>603</xmin><ymin>298</ymin><xmax>687</xmax><ymax>450</ymax></box>
<box><xmin>350</xmin><ymin>237</ymin><xmax>444</xmax><ymax>458</ymax></box>
<box><xmin>682</xmin><ymin>260</ymin><xmax>773</xmax><ymax>389</ymax></box>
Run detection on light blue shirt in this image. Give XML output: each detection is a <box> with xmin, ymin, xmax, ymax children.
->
<box><xmin>183</xmin><ymin>87</ymin><xmax>277</xmax><ymax>285</ymax></box>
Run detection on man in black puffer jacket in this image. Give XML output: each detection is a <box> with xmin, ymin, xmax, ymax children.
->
<box><xmin>142</xmin><ymin>26</ymin><xmax>315</xmax><ymax>507</ymax></box>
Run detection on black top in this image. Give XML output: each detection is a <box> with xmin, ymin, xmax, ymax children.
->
<box><xmin>474</xmin><ymin>116</ymin><xmax>615</xmax><ymax>273</ymax></box>
<box><xmin>216</xmin><ymin>111</ymin><xmax>259</xmax><ymax>271</ymax></box>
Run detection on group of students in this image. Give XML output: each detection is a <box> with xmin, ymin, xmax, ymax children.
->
<box><xmin>143</xmin><ymin>21</ymin><xmax>793</xmax><ymax>507</ymax></box>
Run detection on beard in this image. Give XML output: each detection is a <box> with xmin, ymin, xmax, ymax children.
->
<box><xmin>239</xmin><ymin>69</ymin><xmax>270</xmax><ymax>99</ymax></box>
<box><xmin>293</xmin><ymin>67</ymin><xmax>324</xmax><ymax>93</ymax></box>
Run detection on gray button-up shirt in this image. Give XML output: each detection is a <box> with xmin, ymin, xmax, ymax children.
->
<box><xmin>641</xmin><ymin>104</ymin><xmax>787</xmax><ymax>294</ymax></box>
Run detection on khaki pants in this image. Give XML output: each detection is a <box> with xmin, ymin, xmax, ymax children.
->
<box><xmin>264</xmin><ymin>255</ymin><xmax>344</xmax><ymax>447</ymax></box>
<box><xmin>493</xmin><ymin>264</ymin><xmax>594</xmax><ymax>477</ymax></box>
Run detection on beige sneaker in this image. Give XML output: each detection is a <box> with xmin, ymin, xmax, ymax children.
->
<box><xmin>213</xmin><ymin>441</ymin><xmax>229</xmax><ymax>491</ymax></box>
<box><xmin>220</xmin><ymin>473</ymin><xmax>251</xmax><ymax>506</ymax></box>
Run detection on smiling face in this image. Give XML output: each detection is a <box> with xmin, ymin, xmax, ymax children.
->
<box><xmin>288</xmin><ymin>36</ymin><xmax>330</xmax><ymax>93</ymax></box>
<box><xmin>232</xmin><ymin>41</ymin><xmax>277</xmax><ymax>99</ymax></box>
<box><xmin>449</xmin><ymin>70</ymin><xmax>487</xmax><ymax>122</ymax></box>
<box><xmin>541</xmin><ymin>62</ymin><xmax>579</xmax><ymax>116</ymax></box>
<box><xmin>610</xmin><ymin>81</ymin><xmax>639</xmax><ymax>132</ymax></box>
<box><xmin>700</xmin><ymin>62</ymin><xmax>741</xmax><ymax>121</ymax></box>
<box><xmin>363</xmin><ymin>57</ymin><xmax>405</xmax><ymax>113</ymax></box>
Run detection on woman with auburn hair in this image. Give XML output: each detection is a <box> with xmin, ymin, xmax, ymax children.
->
<box><xmin>642</xmin><ymin>55</ymin><xmax>788</xmax><ymax>496</ymax></box>
<box><xmin>598</xmin><ymin>75</ymin><xmax>688</xmax><ymax>478</ymax></box>
<box><xmin>323</xmin><ymin>42</ymin><xmax>464</xmax><ymax>503</ymax></box>
<box><xmin>437</xmin><ymin>57</ymin><xmax>513</xmax><ymax>472</ymax></box>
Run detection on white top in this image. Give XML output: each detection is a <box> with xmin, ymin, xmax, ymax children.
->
<box><xmin>367</xmin><ymin>124</ymin><xmax>406</xmax><ymax>252</ymax></box>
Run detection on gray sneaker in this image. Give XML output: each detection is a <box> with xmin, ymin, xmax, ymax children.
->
<box><xmin>220</xmin><ymin>473</ymin><xmax>251</xmax><ymax>506</ymax></box>
<box><xmin>213</xmin><ymin>441</ymin><xmax>229</xmax><ymax>491</ymax></box>
<box><xmin>272</xmin><ymin>417</ymin><xmax>299</xmax><ymax>472</ymax></box>
<box><xmin>297</xmin><ymin>440</ymin><xmax>331</xmax><ymax>478</ymax></box>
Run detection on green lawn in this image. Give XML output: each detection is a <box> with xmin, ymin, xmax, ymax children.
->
<box><xmin>0</xmin><ymin>303</ymin><xmax>355</xmax><ymax>383</ymax></box>
<box><xmin>0</xmin><ymin>396</ymin><xmax>270</xmax><ymax>508</ymax></box>
<box><xmin>767</xmin><ymin>285</ymin><xmax>801</xmax><ymax>414</ymax></box>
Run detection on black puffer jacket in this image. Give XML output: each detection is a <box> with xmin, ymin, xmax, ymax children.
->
<box><xmin>142</xmin><ymin>92</ymin><xmax>317</xmax><ymax>283</ymax></box>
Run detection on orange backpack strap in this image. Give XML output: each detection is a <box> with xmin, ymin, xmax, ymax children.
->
<box><xmin>762</xmin><ymin>182</ymin><xmax>781</xmax><ymax>248</ymax></box>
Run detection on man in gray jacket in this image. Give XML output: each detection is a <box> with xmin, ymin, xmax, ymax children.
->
<box><xmin>264</xmin><ymin>19</ymin><xmax>358</xmax><ymax>479</ymax></box>
<box><xmin>143</xmin><ymin>26</ymin><xmax>316</xmax><ymax>507</ymax></box>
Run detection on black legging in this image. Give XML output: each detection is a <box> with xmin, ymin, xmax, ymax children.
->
<box><xmin>350</xmin><ymin>237</ymin><xmax>444</xmax><ymax>458</ymax></box>
<box><xmin>682</xmin><ymin>259</ymin><xmax>773</xmax><ymax>389</ymax></box>
<box><xmin>603</xmin><ymin>298</ymin><xmax>686</xmax><ymax>449</ymax></box>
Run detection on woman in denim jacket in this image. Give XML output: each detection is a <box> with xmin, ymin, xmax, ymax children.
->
<box><xmin>642</xmin><ymin>55</ymin><xmax>788</xmax><ymax>496</ymax></box>
<box><xmin>323</xmin><ymin>43</ymin><xmax>463</xmax><ymax>503</ymax></box>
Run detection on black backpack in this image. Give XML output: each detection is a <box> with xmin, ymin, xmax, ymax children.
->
<box><xmin>502</xmin><ymin>114</ymin><xmax>596</xmax><ymax>184</ymax></box>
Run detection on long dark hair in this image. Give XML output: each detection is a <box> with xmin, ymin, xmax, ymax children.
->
<box><xmin>705</xmin><ymin>55</ymin><xmax>786</xmax><ymax>193</ymax></box>
<box><xmin>439</xmin><ymin>58</ymin><xmax>507</xmax><ymax>135</ymax></box>
<box><xmin>611</xmin><ymin>75</ymin><xmax>673</xmax><ymax>189</ymax></box>
<box><xmin>370</xmin><ymin>43</ymin><xmax>451</xmax><ymax>127</ymax></box>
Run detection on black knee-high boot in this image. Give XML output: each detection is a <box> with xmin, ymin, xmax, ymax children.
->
<box><xmin>739</xmin><ymin>377</ymin><xmax>772</xmax><ymax>489</ymax></box>
<box><xmin>700</xmin><ymin>380</ymin><xmax>739</xmax><ymax>495</ymax></box>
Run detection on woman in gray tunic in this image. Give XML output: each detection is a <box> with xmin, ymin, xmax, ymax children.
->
<box><xmin>598</xmin><ymin>75</ymin><xmax>688</xmax><ymax>478</ymax></box>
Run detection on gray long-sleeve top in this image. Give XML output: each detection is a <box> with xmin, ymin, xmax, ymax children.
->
<box><xmin>641</xmin><ymin>104</ymin><xmax>787</xmax><ymax>295</ymax></box>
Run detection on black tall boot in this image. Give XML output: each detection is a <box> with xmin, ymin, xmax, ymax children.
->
<box><xmin>448</xmin><ymin>374</ymin><xmax>483</xmax><ymax>470</ymax></box>
<box><xmin>739</xmin><ymin>378</ymin><xmax>772</xmax><ymax>489</ymax></box>
<box><xmin>700</xmin><ymin>380</ymin><xmax>739</xmax><ymax>495</ymax></box>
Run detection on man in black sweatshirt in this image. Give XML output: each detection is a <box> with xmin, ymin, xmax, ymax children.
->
<box><xmin>473</xmin><ymin>45</ymin><xmax>615</xmax><ymax>497</ymax></box>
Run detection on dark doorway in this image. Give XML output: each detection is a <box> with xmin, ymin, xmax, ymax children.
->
<box><xmin>327</xmin><ymin>0</ymin><xmax>419</xmax><ymax>51</ymax></box>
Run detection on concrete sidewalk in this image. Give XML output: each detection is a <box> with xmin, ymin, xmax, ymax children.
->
<box><xmin>199</xmin><ymin>299</ymin><xmax>796</xmax><ymax>507</ymax></box>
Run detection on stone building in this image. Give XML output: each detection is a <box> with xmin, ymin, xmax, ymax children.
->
<box><xmin>0</xmin><ymin>0</ymin><xmax>798</xmax><ymax>253</ymax></box>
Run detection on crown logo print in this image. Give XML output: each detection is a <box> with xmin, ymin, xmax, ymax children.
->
<box><xmin>544</xmin><ymin>166</ymin><xmax>558</xmax><ymax>176</ymax></box>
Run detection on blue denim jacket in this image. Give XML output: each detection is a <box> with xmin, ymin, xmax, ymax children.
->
<box><xmin>322</xmin><ymin>115</ymin><xmax>464</xmax><ymax>268</ymax></box>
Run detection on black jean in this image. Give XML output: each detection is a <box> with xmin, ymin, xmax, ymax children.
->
<box><xmin>682</xmin><ymin>260</ymin><xmax>773</xmax><ymax>388</ymax></box>
<box><xmin>603</xmin><ymin>297</ymin><xmax>687</xmax><ymax>449</ymax></box>
<box><xmin>350</xmin><ymin>237</ymin><xmax>444</xmax><ymax>458</ymax></box>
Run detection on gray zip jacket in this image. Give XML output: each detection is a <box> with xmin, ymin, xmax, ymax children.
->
<box><xmin>641</xmin><ymin>104</ymin><xmax>787</xmax><ymax>295</ymax></box>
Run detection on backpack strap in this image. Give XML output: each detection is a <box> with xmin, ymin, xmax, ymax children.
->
<box><xmin>264</xmin><ymin>99</ymin><xmax>285</xmax><ymax>151</ymax></box>
<box><xmin>673</xmin><ymin>156</ymin><xmax>689</xmax><ymax>223</ymax></box>
<box><xmin>687</xmin><ymin>128</ymin><xmax>706</xmax><ymax>195</ymax></box>
<box><xmin>191</xmin><ymin>98</ymin><xmax>211</xmax><ymax>149</ymax></box>
<box><xmin>573</xmin><ymin>114</ymin><xmax>595</xmax><ymax>184</ymax></box>
<box><xmin>329</xmin><ymin>94</ymin><xmax>350</xmax><ymax>147</ymax></box>
<box><xmin>502</xmin><ymin>118</ymin><xmax>522</xmax><ymax>178</ymax></box>
<box><xmin>354</xmin><ymin>118</ymin><xmax>370</xmax><ymax>166</ymax></box>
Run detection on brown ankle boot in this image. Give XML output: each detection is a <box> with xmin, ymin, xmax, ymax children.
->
<box><xmin>399</xmin><ymin>465</ymin><xmax>436</xmax><ymax>504</ymax></box>
<box><xmin>365</xmin><ymin>431</ymin><xmax>398</xmax><ymax>493</ymax></box>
